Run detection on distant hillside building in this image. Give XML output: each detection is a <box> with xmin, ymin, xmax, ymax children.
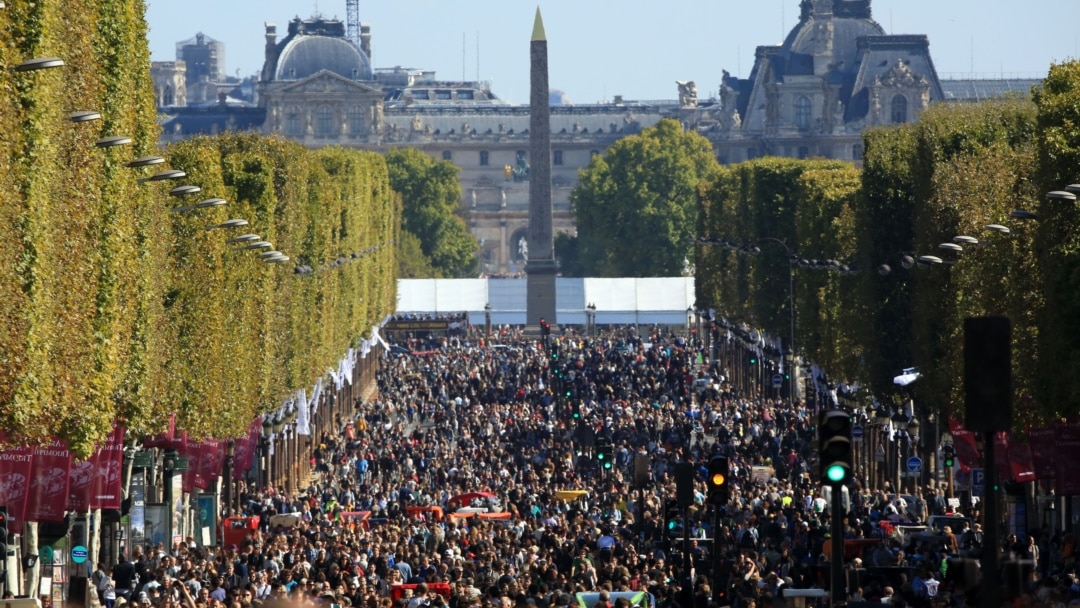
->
<box><xmin>153</xmin><ymin>0</ymin><xmax>1039</xmax><ymax>274</ymax></box>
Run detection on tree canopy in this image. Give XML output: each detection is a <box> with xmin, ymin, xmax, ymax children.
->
<box><xmin>571</xmin><ymin>119</ymin><xmax>720</xmax><ymax>276</ymax></box>
<box><xmin>385</xmin><ymin>148</ymin><xmax>476</xmax><ymax>277</ymax></box>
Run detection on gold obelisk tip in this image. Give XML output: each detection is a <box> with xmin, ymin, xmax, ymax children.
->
<box><xmin>531</xmin><ymin>6</ymin><xmax>546</xmax><ymax>42</ymax></box>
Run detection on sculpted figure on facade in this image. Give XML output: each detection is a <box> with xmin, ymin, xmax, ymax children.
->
<box><xmin>676</xmin><ymin>81</ymin><xmax>698</xmax><ymax>109</ymax></box>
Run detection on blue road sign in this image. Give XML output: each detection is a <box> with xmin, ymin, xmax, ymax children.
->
<box><xmin>972</xmin><ymin>467</ymin><xmax>985</xmax><ymax>496</ymax></box>
<box><xmin>772</xmin><ymin>374</ymin><xmax>783</xmax><ymax>388</ymax></box>
<box><xmin>851</xmin><ymin>425</ymin><xmax>864</xmax><ymax>440</ymax></box>
<box><xmin>906</xmin><ymin>456</ymin><xmax>923</xmax><ymax>473</ymax></box>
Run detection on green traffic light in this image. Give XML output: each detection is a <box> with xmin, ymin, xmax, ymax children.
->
<box><xmin>597</xmin><ymin>453</ymin><xmax>605</xmax><ymax>460</ymax></box>
<box><xmin>825</xmin><ymin>464</ymin><xmax>847</xmax><ymax>483</ymax></box>
<box><xmin>667</xmin><ymin>520</ymin><xmax>677</xmax><ymax>530</ymax></box>
<box><xmin>603</xmin><ymin>461</ymin><xmax>612</xmax><ymax>470</ymax></box>
<box><xmin>750</xmin><ymin>357</ymin><xmax>757</xmax><ymax>364</ymax></box>
<box><xmin>572</xmin><ymin>412</ymin><xmax>580</xmax><ymax>419</ymax></box>
<box><xmin>944</xmin><ymin>458</ymin><xmax>954</xmax><ymax>468</ymax></box>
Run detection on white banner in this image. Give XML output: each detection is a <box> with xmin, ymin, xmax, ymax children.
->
<box><xmin>310</xmin><ymin>377</ymin><xmax>323</xmax><ymax>417</ymax></box>
<box><xmin>296</xmin><ymin>388</ymin><xmax>310</xmax><ymax>436</ymax></box>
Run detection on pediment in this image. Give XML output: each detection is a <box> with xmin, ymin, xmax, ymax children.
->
<box><xmin>274</xmin><ymin>70</ymin><xmax>383</xmax><ymax>96</ymax></box>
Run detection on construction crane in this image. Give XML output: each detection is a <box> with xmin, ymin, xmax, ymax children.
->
<box><xmin>345</xmin><ymin>0</ymin><xmax>361</xmax><ymax>50</ymax></box>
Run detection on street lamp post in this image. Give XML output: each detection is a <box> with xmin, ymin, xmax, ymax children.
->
<box><xmin>484</xmin><ymin>302</ymin><xmax>492</xmax><ymax>338</ymax></box>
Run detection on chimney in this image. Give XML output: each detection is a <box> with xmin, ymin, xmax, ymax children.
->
<box><xmin>262</xmin><ymin>23</ymin><xmax>278</xmax><ymax>82</ymax></box>
<box><xmin>360</xmin><ymin>23</ymin><xmax>372</xmax><ymax>63</ymax></box>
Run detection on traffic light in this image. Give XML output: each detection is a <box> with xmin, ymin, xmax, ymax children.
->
<box><xmin>571</xmin><ymin>401</ymin><xmax>581</xmax><ymax>420</ymax></box>
<box><xmin>540</xmin><ymin>318</ymin><xmax>551</xmax><ymax>337</ymax></box>
<box><xmin>664</xmin><ymin>498</ymin><xmax>682</xmax><ymax>537</ymax></box>
<box><xmin>819</xmin><ymin>410</ymin><xmax>853</xmax><ymax>485</ymax></box>
<box><xmin>596</xmin><ymin>443</ymin><xmax>613</xmax><ymax>470</ymax></box>
<box><xmin>749</xmin><ymin>355</ymin><xmax>758</xmax><ymax>365</ymax></box>
<box><xmin>942</xmin><ymin>443</ymin><xmax>956</xmax><ymax>468</ymax></box>
<box><xmin>706</xmin><ymin>455</ymin><xmax>730</xmax><ymax>505</ymax></box>
<box><xmin>0</xmin><ymin>505</ymin><xmax>8</xmax><ymax>563</ymax></box>
<box><xmin>675</xmin><ymin>462</ymin><xmax>695</xmax><ymax>508</ymax></box>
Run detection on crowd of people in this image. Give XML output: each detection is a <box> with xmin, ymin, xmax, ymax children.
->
<box><xmin>90</xmin><ymin>326</ymin><xmax>1080</xmax><ymax>608</ymax></box>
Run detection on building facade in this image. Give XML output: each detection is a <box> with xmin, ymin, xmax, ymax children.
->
<box><xmin>155</xmin><ymin>0</ymin><xmax>1039</xmax><ymax>274</ymax></box>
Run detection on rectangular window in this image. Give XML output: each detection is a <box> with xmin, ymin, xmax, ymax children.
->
<box><xmin>442</xmin><ymin>150</ymin><xmax>452</xmax><ymax>161</ymax></box>
<box><xmin>553</xmin><ymin>150</ymin><xmax>563</xmax><ymax>166</ymax></box>
<box><xmin>457</xmin><ymin>90</ymin><xmax>474</xmax><ymax>100</ymax></box>
<box><xmin>853</xmin><ymin>144</ymin><xmax>864</xmax><ymax>161</ymax></box>
<box><xmin>798</xmin><ymin>146</ymin><xmax>810</xmax><ymax>159</ymax></box>
<box><xmin>435</xmin><ymin>90</ymin><xmax>452</xmax><ymax>100</ymax></box>
<box><xmin>479</xmin><ymin>150</ymin><xmax>489</xmax><ymax>166</ymax></box>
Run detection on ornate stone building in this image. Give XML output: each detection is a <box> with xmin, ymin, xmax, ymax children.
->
<box><xmin>155</xmin><ymin>0</ymin><xmax>1039</xmax><ymax>274</ymax></box>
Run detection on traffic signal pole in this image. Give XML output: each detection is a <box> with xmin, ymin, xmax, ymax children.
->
<box><xmin>830</xmin><ymin>487</ymin><xmax>845</xmax><ymax>606</ymax></box>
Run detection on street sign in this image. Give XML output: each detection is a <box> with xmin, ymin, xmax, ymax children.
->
<box><xmin>132</xmin><ymin>452</ymin><xmax>153</xmax><ymax>468</ymax></box>
<box><xmin>71</xmin><ymin>545</ymin><xmax>89</xmax><ymax>564</ymax></box>
<box><xmin>906</xmin><ymin>456</ymin><xmax>923</xmax><ymax>473</ymax></box>
<box><xmin>174</xmin><ymin>457</ymin><xmax>191</xmax><ymax>472</ymax></box>
<box><xmin>772</xmin><ymin>373</ymin><xmax>783</xmax><ymax>389</ymax></box>
<box><xmin>972</xmin><ymin>467</ymin><xmax>985</xmax><ymax>496</ymax></box>
<box><xmin>851</xmin><ymin>425</ymin><xmax>864</xmax><ymax>442</ymax></box>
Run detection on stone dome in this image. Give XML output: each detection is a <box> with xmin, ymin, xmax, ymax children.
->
<box><xmin>275</xmin><ymin>35</ymin><xmax>372</xmax><ymax>81</ymax></box>
<box><xmin>782</xmin><ymin>1</ymin><xmax>885</xmax><ymax>78</ymax></box>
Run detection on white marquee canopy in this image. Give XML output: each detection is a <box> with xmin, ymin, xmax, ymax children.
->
<box><xmin>396</xmin><ymin>277</ymin><xmax>697</xmax><ymax>326</ymax></box>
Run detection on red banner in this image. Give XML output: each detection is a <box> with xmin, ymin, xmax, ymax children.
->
<box><xmin>26</xmin><ymin>438</ymin><xmax>72</xmax><ymax>523</ymax></box>
<box><xmin>182</xmin><ymin>440</ymin><xmax>203</xmax><ymax>494</ymax></box>
<box><xmin>0</xmin><ymin>437</ymin><xmax>34</xmax><ymax>534</ymax></box>
<box><xmin>232</xmin><ymin>417</ymin><xmax>262</xmax><ymax>481</ymax></box>
<box><xmin>205</xmin><ymin>439</ymin><xmax>225</xmax><ymax>483</ymax></box>
<box><xmin>1055</xmin><ymin>421</ymin><xmax>1080</xmax><ymax>496</ymax></box>
<box><xmin>194</xmin><ymin>439</ymin><xmax>220</xmax><ymax>490</ymax></box>
<box><xmin>948</xmin><ymin>418</ymin><xmax>980</xmax><ymax>474</ymax></box>
<box><xmin>66</xmin><ymin>458</ymin><xmax>96</xmax><ymax>512</ymax></box>
<box><xmin>92</xmin><ymin>425</ymin><xmax>125</xmax><ymax>509</ymax></box>
<box><xmin>1007</xmin><ymin>439</ymin><xmax>1036</xmax><ymax>484</ymax></box>
<box><xmin>1028</xmin><ymin>426</ymin><xmax>1056</xmax><ymax>480</ymax></box>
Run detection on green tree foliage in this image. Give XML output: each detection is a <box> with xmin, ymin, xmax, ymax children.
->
<box><xmin>554</xmin><ymin>232</ymin><xmax>585</xmax><ymax>277</ymax></box>
<box><xmin>905</xmin><ymin>99</ymin><xmax>1038</xmax><ymax>419</ymax></box>
<box><xmin>573</xmin><ymin>119</ymin><xmax>720</xmax><ymax>276</ymax></box>
<box><xmin>1033</xmin><ymin>61</ymin><xmax>1080</xmax><ymax>419</ymax></box>
<box><xmin>0</xmin><ymin>0</ymin><xmax>398</xmax><ymax>461</ymax></box>
<box><xmin>698</xmin><ymin>158</ymin><xmax>857</xmax><ymax>362</ymax></box>
<box><xmin>397</xmin><ymin>231</ymin><xmax>437</xmax><ymax>278</ymax></box>
<box><xmin>384</xmin><ymin>148</ymin><xmax>476</xmax><ymax>277</ymax></box>
<box><xmin>697</xmin><ymin>97</ymin><xmax>1047</xmax><ymax>422</ymax></box>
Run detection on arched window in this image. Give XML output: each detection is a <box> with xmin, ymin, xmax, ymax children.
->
<box><xmin>348</xmin><ymin>105</ymin><xmax>366</xmax><ymax>135</ymax></box>
<box><xmin>285</xmin><ymin>107</ymin><xmax>302</xmax><ymax>136</ymax></box>
<box><xmin>795</xmin><ymin>96</ymin><xmax>812</xmax><ymax>130</ymax></box>
<box><xmin>316</xmin><ymin>105</ymin><xmax>334</xmax><ymax>136</ymax></box>
<box><xmin>797</xmin><ymin>146</ymin><xmax>810</xmax><ymax>159</ymax></box>
<box><xmin>891</xmin><ymin>95</ymin><xmax>908</xmax><ymax>124</ymax></box>
<box><xmin>164</xmin><ymin>85</ymin><xmax>174</xmax><ymax>106</ymax></box>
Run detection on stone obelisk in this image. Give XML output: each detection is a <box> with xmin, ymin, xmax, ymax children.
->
<box><xmin>526</xmin><ymin>6</ymin><xmax>558</xmax><ymax>326</ymax></box>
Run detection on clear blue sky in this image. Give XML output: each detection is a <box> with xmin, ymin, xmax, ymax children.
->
<box><xmin>146</xmin><ymin>0</ymin><xmax>1080</xmax><ymax>105</ymax></box>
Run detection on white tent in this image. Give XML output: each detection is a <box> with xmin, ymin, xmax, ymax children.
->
<box><xmin>396</xmin><ymin>277</ymin><xmax>696</xmax><ymax>325</ymax></box>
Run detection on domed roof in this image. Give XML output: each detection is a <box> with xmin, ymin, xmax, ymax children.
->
<box><xmin>781</xmin><ymin>1</ymin><xmax>884</xmax><ymax>77</ymax></box>
<box><xmin>276</xmin><ymin>35</ymin><xmax>372</xmax><ymax>81</ymax></box>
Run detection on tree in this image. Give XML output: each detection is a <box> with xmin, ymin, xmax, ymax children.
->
<box><xmin>384</xmin><ymin>148</ymin><xmax>477</xmax><ymax>277</ymax></box>
<box><xmin>572</xmin><ymin>119</ymin><xmax>720</xmax><ymax>276</ymax></box>
<box><xmin>554</xmin><ymin>232</ymin><xmax>585</xmax><ymax>277</ymax></box>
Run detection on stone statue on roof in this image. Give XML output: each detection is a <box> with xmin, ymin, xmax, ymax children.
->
<box><xmin>677</xmin><ymin>81</ymin><xmax>698</xmax><ymax>109</ymax></box>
